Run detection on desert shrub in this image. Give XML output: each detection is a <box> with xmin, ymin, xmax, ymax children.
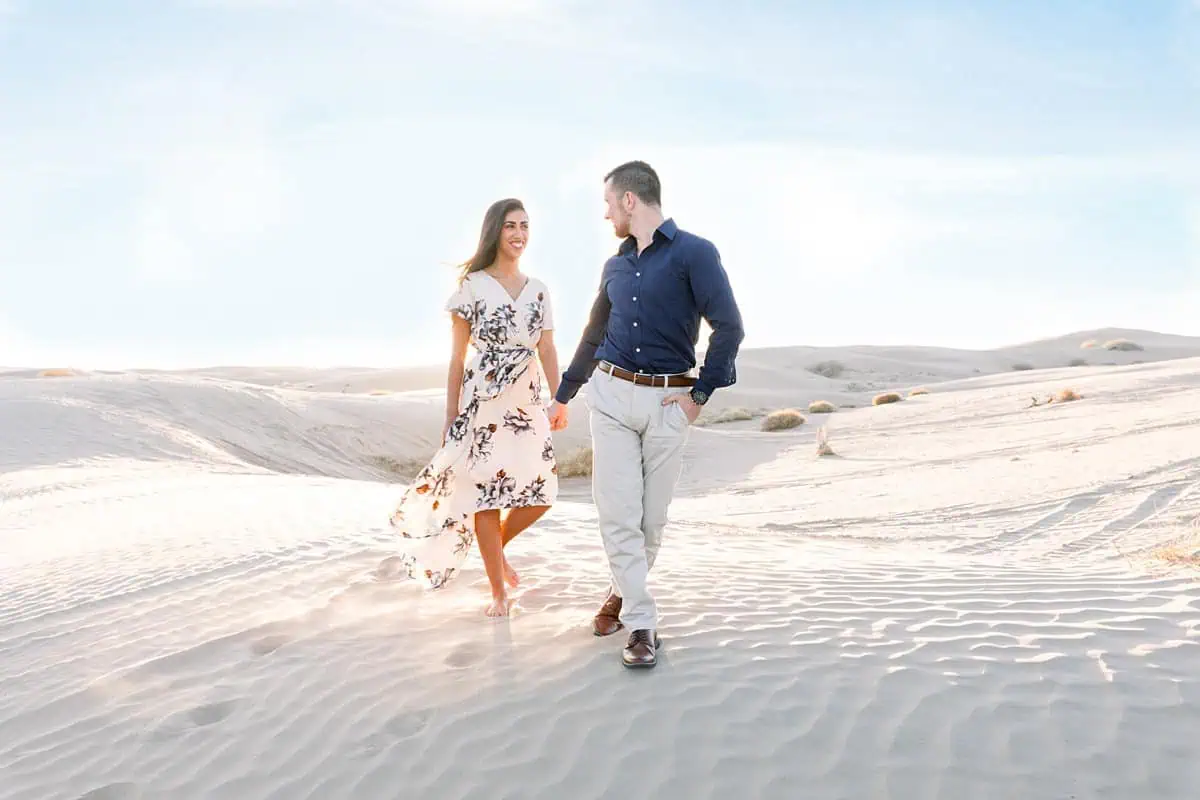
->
<box><xmin>1104</xmin><ymin>339</ymin><xmax>1143</xmax><ymax>351</ymax></box>
<box><xmin>556</xmin><ymin>445</ymin><xmax>593</xmax><ymax>478</ymax></box>
<box><xmin>808</xmin><ymin>360</ymin><xmax>844</xmax><ymax>379</ymax></box>
<box><xmin>1011</xmin><ymin>362</ymin><xmax>1034</xmax><ymax>371</ymax></box>
<box><xmin>909</xmin><ymin>387</ymin><xmax>929</xmax><ymax>396</ymax></box>
<box><xmin>37</xmin><ymin>368</ymin><xmax>75</xmax><ymax>377</ymax></box>
<box><xmin>1067</xmin><ymin>358</ymin><xmax>1088</xmax><ymax>367</ymax></box>
<box><xmin>807</xmin><ymin>400</ymin><xmax>836</xmax><ymax>414</ymax></box>
<box><xmin>704</xmin><ymin>406</ymin><xmax>754</xmax><ymax>425</ymax></box>
<box><xmin>1149</xmin><ymin>519</ymin><xmax>1200</xmax><ymax>569</ymax></box>
<box><xmin>369</xmin><ymin>455</ymin><xmax>427</xmax><ymax>479</ymax></box>
<box><xmin>873</xmin><ymin>392</ymin><xmax>902</xmax><ymax>406</ymax></box>
<box><xmin>761</xmin><ymin>408</ymin><xmax>806</xmax><ymax>431</ymax></box>
<box><xmin>1080</xmin><ymin>339</ymin><xmax>1097</xmax><ymax>349</ymax></box>
<box><xmin>1153</xmin><ymin>547</ymin><xmax>1200</xmax><ymax>568</ymax></box>
<box><xmin>368</xmin><ymin>389</ymin><xmax>392</xmax><ymax>396</ymax></box>
<box><xmin>1051</xmin><ymin>388</ymin><xmax>1082</xmax><ymax>403</ymax></box>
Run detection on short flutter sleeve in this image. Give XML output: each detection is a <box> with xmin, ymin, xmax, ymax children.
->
<box><xmin>444</xmin><ymin>277</ymin><xmax>476</xmax><ymax>324</ymax></box>
<box><xmin>537</xmin><ymin>282</ymin><xmax>554</xmax><ymax>331</ymax></box>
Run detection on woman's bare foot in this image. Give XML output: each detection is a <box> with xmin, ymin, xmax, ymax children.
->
<box><xmin>502</xmin><ymin>556</ymin><xmax>520</xmax><ymax>588</ymax></box>
<box><xmin>486</xmin><ymin>593</ymin><xmax>511</xmax><ymax>618</ymax></box>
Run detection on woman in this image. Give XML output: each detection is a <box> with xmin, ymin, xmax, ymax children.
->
<box><xmin>389</xmin><ymin>198</ymin><xmax>560</xmax><ymax>617</ymax></box>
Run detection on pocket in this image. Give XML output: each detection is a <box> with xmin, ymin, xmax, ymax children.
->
<box><xmin>587</xmin><ymin>370</ymin><xmax>611</xmax><ymax>411</ymax></box>
<box><xmin>666</xmin><ymin>400</ymin><xmax>690</xmax><ymax>429</ymax></box>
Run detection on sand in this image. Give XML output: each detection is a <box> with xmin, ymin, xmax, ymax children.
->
<box><xmin>3</xmin><ymin>327</ymin><xmax>1200</xmax><ymax>799</ymax></box>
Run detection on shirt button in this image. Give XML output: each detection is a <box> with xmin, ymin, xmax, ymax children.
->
<box><xmin>636</xmin><ymin>347</ymin><xmax>641</xmax><ymax>352</ymax></box>
<box><xmin>633</xmin><ymin>322</ymin><xmax>638</xmax><ymax>327</ymax></box>
<box><xmin>632</xmin><ymin>296</ymin><xmax>637</xmax><ymax>301</ymax></box>
<box><xmin>636</xmin><ymin>272</ymin><xmax>641</xmax><ymax>277</ymax></box>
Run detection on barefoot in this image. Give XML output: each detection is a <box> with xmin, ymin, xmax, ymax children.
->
<box><xmin>502</xmin><ymin>556</ymin><xmax>520</xmax><ymax>589</ymax></box>
<box><xmin>486</xmin><ymin>593</ymin><xmax>510</xmax><ymax>618</ymax></box>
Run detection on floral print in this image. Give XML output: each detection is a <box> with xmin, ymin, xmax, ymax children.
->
<box><xmin>524</xmin><ymin>293</ymin><xmax>545</xmax><ymax>336</ymax></box>
<box><xmin>388</xmin><ymin>272</ymin><xmax>559</xmax><ymax>589</ymax></box>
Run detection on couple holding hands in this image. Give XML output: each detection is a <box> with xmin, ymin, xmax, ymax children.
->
<box><xmin>388</xmin><ymin>160</ymin><xmax>744</xmax><ymax>669</ymax></box>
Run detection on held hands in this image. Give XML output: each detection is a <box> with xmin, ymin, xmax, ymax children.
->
<box><xmin>662</xmin><ymin>392</ymin><xmax>701</xmax><ymax>424</ymax></box>
<box><xmin>546</xmin><ymin>400</ymin><xmax>569</xmax><ymax>431</ymax></box>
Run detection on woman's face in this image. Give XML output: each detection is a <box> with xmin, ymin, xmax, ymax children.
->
<box><xmin>498</xmin><ymin>208</ymin><xmax>530</xmax><ymax>261</ymax></box>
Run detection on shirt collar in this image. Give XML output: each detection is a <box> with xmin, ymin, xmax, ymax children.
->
<box><xmin>618</xmin><ymin>217</ymin><xmax>678</xmax><ymax>255</ymax></box>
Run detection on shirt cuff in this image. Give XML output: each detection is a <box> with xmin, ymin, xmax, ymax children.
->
<box><xmin>554</xmin><ymin>380</ymin><xmax>581</xmax><ymax>405</ymax></box>
<box><xmin>692</xmin><ymin>379</ymin><xmax>715</xmax><ymax>398</ymax></box>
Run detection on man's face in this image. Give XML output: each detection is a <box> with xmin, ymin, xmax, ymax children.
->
<box><xmin>603</xmin><ymin>181</ymin><xmax>632</xmax><ymax>239</ymax></box>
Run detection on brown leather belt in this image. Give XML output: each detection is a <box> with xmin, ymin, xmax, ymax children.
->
<box><xmin>598</xmin><ymin>360</ymin><xmax>696</xmax><ymax>388</ymax></box>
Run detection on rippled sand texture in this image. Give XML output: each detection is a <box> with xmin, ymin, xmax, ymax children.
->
<box><xmin>3</xmin><ymin>354</ymin><xmax>1200</xmax><ymax>799</ymax></box>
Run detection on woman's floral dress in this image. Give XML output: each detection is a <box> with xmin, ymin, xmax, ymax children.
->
<box><xmin>388</xmin><ymin>272</ymin><xmax>559</xmax><ymax>589</ymax></box>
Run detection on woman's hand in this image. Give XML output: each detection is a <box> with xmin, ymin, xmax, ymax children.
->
<box><xmin>546</xmin><ymin>401</ymin><xmax>568</xmax><ymax>431</ymax></box>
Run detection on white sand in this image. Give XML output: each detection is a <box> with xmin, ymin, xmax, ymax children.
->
<box><xmin>3</xmin><ymin>327</ymin><xmax>1200</xmax><ymax>799</ymax></box>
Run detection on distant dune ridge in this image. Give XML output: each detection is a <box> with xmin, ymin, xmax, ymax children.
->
<box><xmin>3</xmin><ymin>326</ymin><xmax>1200</xmax><ymax>798</ymax></box>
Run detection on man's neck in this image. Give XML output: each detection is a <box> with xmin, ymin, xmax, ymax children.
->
<box><xmin>631</xmin><ymin>209</ymin><xmax>665</xmax><ymax>254</ymax></box>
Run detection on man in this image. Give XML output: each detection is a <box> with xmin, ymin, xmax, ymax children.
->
<box><xmin>546</xmin><ymin>160</ymin><xmax>744</xmax><ymax>669</ymax></box>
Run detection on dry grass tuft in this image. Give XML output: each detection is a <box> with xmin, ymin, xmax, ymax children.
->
<box><xmin>1153</xmin><ymin>547</ymin><xmax>1200</xmax><ymax>568</ymax></box>
<box><xmin>872</xmin><ymin>391</ymin><xmax>902</xmax><ymax>406</ymax></box>
<box><xmin>369</xmin><ymin>455</ymin><xmax>428</xmax><ymax>480</ymax></box>
<box><xmin>703</xmin><ymin>406</ymin><xmax>754</xmax><ymax>425</ymax></box>
<box><xmin>808</xmin><ymin>360</ymin><xmax>844</xmax><ymax>379</ymax></box>
<box><xmin>368</xmin><ymin>389</ymin><xmax>392</xmax><ymax>396</ymax></box>
<box><xmin>908</xmin><ymin>387</ymin><xmax>929</xmax><ymax>396</ymax></box>
<box><xmin>761</xmin><ymin>408</ymin><xmax>806</xmax><ymax>431</ymax></box>
<box><xmin>1027</xmin><ymin>387</ymin><xmax>1084</xmax><ymax>408</ymax></box>
<box><xmin>1150</xmin><ymin>520</ymin><xmax>1200</xmax><ymax>569</ymax></box>
<box><xmin>556</xmin><ymin>445</ymin><xmax>593</xmax><ymax>478</ymax></box>
<box><xmin>807</xmin><ymin>400</ymin><xmax>836</xmax><ymax>414</ymax></box>
<box><xmin>37</xmin><ymin>368</ymin><xmax>76</xmax><ymax>377</ymax></box>
<box><xmin>1080</xmin><ymin>339</ymin><xmax>1097</xmax><ymax>349</ymax></box>
<box><xmin>1103</xmin><ymin>338</ymin><xmax>1143</xmax><ymax>351</ymax></box>
<box><xmin>815</xmin><ymin>426</ymin><xmax>835</xmax><ymax>456</ymax></box>
<box><xmin>1067</xmin><ymin>358</ymin><xmax>1088</xmax><ymax>367</ymax></box>
<box><xmin>1011</xmin><ymin>362</ymin><xmax>1034</xmax><ymax>371</ymax></box>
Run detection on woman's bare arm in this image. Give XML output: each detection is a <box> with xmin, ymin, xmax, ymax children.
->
<box><xmin>537</xmin><ymin>329</ymin><xmax>561</xmax><ymax>399</ymax></box>
<box><xmin>445</xmin><ymin>315</ymin><xmax>470</xmax><ymax>430</ymax></box>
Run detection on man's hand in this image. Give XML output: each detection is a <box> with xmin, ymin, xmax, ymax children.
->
<box><xmin>662</xmin><ymin>392</ymin><xmax>701</xmax><ymax>424</ymax></box>
<box><xmin>546</xmin><ymin>400</ymin><xmax>569</xmax><ymax>431</ymax></box>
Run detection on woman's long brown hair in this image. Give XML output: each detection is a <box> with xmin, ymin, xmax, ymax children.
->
<box><xmin>457</xmin><ymin>198</ymin><xmax>525</xmax><ymax>284</ymax></box>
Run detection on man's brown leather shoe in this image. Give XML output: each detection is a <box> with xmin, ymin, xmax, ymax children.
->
<box><xmin>592</xmin><ymin>593</ymin><xmax>623</xmax><ymax>637</ymax></box>
<box><xmin>622</xmin><ymin>629</ymin><xmax>662</xmax><ymax>668</ymax></box>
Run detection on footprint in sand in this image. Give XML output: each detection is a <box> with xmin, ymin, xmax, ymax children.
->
<box><xmin>77</xmin><ymin>783</ymin><xmax>143</xmax><ymax>800</ymax></box>
<box><xmin>354</xmin><ymin>710</ymin><xmax>433</xmax><ymax>759</ymax></box>
<box><xmin>443</xmin><ymin>642</ymin><xmax>487</xmax><ymax>669</ymax></box>
<box><xmin>384</xmin><ymin>709</ymin><xmax>432</xmax><ymax>740</ymax></box>
<box><xmin>189</xmin><ymin>699</ymin><xmax>237</xmax><ymax>727</ymax></box>
<box><xmin>250</xmin><ymin>633</ymin><xmax>292</xmax><ymax>656</ymax></box>
<box><xmin>373</xmin><ymin>556</ymin><xmax>408</xmax><ymax>582</ymax></box>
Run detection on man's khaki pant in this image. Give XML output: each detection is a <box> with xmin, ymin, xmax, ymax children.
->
<box><xmin>587</xmin><ymin>368</ymin><xmax>691</xmax><ymax>633</ymax></box>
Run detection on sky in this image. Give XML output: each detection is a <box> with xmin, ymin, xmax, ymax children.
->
<box><xmin>2</xmin><ymin>0</ymin><xmax>1199</xmax><ymax>369</ymax></box>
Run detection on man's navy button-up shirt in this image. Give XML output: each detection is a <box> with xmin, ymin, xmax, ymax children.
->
<box><xmin>555</xmin><ymin>217</ymin><xmax>744</xmax><ymax>404</ymax></box>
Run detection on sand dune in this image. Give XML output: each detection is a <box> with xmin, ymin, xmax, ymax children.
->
<box><xmin>3</xmin><ymin>331</ymin><xmax>1200</xmax><ymax>798</ymax></box>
